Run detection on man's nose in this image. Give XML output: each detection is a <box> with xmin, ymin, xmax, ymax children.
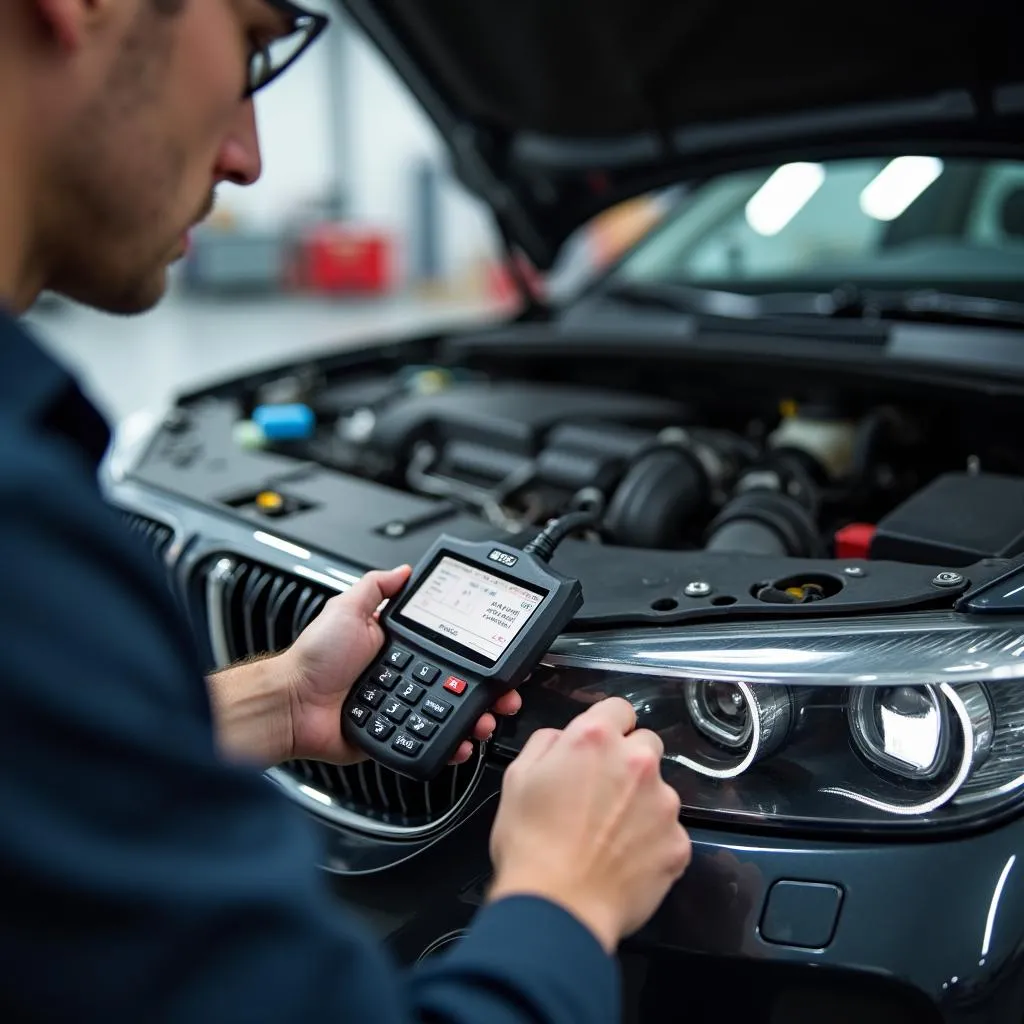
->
<box><xmin>213</xmin><ymin>101</ymin><xmax>263</xmax><ymax>186</ymax></box>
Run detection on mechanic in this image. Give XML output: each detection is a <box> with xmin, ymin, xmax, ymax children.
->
<box><xmin>0</xmin><ymin>2</ymin><xmax>692</xmax><ymax>1021</ymax></box>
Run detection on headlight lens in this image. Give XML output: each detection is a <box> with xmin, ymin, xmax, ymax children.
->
<box><xmin>849</xmin><ymin>684</ymin><xmax>952</xmax><ymax>781</ymax></box>
<box><xmin>685</xmin><ymin>681</ymin><xmax>751</xmax><ymax>749</ymax></box>
<box><xmin>531</xmin><ymin>612</ymin><xmax>1024</xmax><ymax>831</ymax></box>
<box><xmin>678</xmin><ymin>680</ymin><xmax>805</xmax><ymax>777</ymax></box>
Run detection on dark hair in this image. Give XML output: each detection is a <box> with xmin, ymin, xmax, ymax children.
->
<box><xmin>151</xmin><ymin>0</ymin><xmax>185</xmax><ymax>13</ymax></box>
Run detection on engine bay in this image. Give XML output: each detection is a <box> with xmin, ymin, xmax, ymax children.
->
<box><xmin>238</xmin><ymin>363</ymin><xmax>1024</xmax><ymax>575</ymax></box>
<box><xmin>124</xmin><ymin>325</ymin><xmax>1024</xmax><ymax>627</ymax></box>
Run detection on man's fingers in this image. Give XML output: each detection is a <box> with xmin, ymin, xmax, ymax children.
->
<box><xmin>565</xmin><ymin>696</ymin><xmax>638</xmax><ymax>739</ymax></box>
<box><xmin>491</xmin><ymin>690</ymin><xmax>522</xmax><ymax>717</ymax></box>
<box><xmin>449</xmin><ymin>740</ymin><xmax>474</xmax><ymax>765</ymax></box>
<box><xmin>623</xmin><ymin>727</ymin><xmax>665</xmax><ymax>762</ymax></box>
<box><xmin>472</xmin><ymin>713</ymin><xmax>497</xmax><ymax>741</ymax></box>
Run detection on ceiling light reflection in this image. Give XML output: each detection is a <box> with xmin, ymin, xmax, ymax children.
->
<box><xmin>745</xmin><ymin>163</ymin><xmax>826</xmax><ymax>236</ymax></box>
<box><xmin>859</xmin><ymin>156</ymin><xmax>943</xmax><ymax>221</ymax></box>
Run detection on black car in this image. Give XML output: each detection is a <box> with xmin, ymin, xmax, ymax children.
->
<box><xmin>107</xmin><ymin>2</ymin><xmax>1024</xmax><ymax>1021</ymax></box>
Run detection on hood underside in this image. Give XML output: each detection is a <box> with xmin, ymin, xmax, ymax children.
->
<box><xmin>340</xmin><ymin>0</ymin><xmax>1024</xmax><ymax>267</ymax></box>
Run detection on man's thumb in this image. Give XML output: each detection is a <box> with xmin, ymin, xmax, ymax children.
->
<box><xmin>348</xmin><ymin>565</ymin><xmax>412</xmax><ymax>615</ymax></box>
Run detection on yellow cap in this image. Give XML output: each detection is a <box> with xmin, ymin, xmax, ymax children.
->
<box><xmin>255</xmin><ymin>490</ymin><xmax>285</xmax><ymax>513</ymax></box>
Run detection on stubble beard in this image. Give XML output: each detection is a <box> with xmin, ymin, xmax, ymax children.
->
<box><xmin>44</xmin><ymin>6</ymin><xmax>194</xmax><ymax>315</ymax></box>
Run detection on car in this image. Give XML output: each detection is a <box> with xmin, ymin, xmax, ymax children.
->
<box><xmin>106</xmin><ymin>2</ymin><xmax>1024</xmax><ymax>1021</ymax></box>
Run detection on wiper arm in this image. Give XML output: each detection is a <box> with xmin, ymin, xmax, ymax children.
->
<box><xmin>600</xmin><ymin>281</ymin><xmax>868</xmax><ymax>321</ymax></box>
<box><xmin>785</xmin><ymin>285</ymin><xmax>1024</xmax><ymax>328</ymax></box>
<box><xmin>599</xmin><ymin>281</ymin><xmax>770</xmax><ymax>319</ymax></box>
<box><xmin>601</xmin><ymin>280</ymin><xmax>1024</xmax><ymax>329</ymax></box>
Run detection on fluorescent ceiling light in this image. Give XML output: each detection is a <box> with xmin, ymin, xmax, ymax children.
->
<box><xmin>859</xmin><ymin>156</ymin><xmax>944</xmax><ymax>221</ymax></box>
<box><xmin>745</xmin><ymin>162</ymin><xmax>826</xmax><ymax>236</ymax></box>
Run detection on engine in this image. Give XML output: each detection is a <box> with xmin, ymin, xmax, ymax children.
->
<box><xmin>245</xmin><ymin>366</ymin><xmax>1024</xmax><ymax>575</ymax></box>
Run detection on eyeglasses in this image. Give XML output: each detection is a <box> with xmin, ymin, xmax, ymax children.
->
<box><xmin>245</xmin><ymin>0</ymin><xmax>329</xmax><ymax>98</ymax></box>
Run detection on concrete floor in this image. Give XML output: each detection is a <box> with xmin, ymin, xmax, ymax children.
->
<box><xmin>25</xmin><ymin>289</ymin><xmax>500</xmax><ymax>424</ymax></box>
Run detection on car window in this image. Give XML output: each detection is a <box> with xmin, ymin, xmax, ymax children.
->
<box><xmin>610</xmin><ymin>156</ymin><xmax>1024</xmax><ymax>290</ymax></box>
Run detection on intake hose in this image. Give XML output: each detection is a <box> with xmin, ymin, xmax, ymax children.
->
<box><xmin>704</xmin><ymin>460</ymin><xmax>822</xmax><ymax>558</ymax></box>
<box><xmin>705</xmin><ymin>492</ymin><xmax>821</xmax><ymax>557</ymax></box>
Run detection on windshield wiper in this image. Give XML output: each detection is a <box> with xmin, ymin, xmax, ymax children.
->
<box><xmin>806</xmin><ymin>285</ymin><xmax>1024</xmax><ymax>328</ymax></box>
<box><xmin>598</xmin><ymin>281</ymin><xmax>783</xmax><ymax>319</ymax></box>
<box><xmin>601</xmin><ymin>280</ymin><xmax>1024</xmax><ymax>329</ymax></box>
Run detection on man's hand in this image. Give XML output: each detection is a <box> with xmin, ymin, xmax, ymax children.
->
<box><xmin>487</xmin><ymin>697</ymin><xmax>691</xmax><ymax>954</ymax></box>
<box><xmin>283</xmin><ymin>566</ymin><xmax>522</xmax><ymax>766</ymax></box>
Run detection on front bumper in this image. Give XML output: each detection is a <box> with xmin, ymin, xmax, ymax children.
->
<box><xmin>323</xmin><ymin>769</ymin><xmax>1024</xmax><ymax>1024</ymax></box>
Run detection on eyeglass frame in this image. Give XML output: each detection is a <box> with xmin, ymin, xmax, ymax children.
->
<box><xmin>244</xmin><ymin>0</ymin><xmax>330</xmax><ymax>99</ymax></box>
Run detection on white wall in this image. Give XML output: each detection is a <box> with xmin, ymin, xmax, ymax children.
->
<box><xmin>221</xmin><ymin>41</ymin><xmax>335</xmax><ymax>230</ymax></box>
<box><xmin>216</xmin><ymin>16</ymin><xmax>499</xmax><ymax>286</ymax></box>
<box><xmin>346</xmin><ymin>30</ymin><xmax>500</xmax><ymax>284</ymax></box>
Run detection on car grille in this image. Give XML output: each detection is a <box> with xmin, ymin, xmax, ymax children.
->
<box><xmin>201</xmin><ymin>555</ymin><xmax>482</xmax><ymax>835</ymax></box>
<box><xmin>122</xmin><ymin>512</ymin><xmax>174</xmax><ymax>562</ymax></box>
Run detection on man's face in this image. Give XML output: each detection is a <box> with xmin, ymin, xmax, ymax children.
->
<box><xmin>42</xmin><ymin>0</ymin><xmax>285</xmax><ymax>314</ymax></box>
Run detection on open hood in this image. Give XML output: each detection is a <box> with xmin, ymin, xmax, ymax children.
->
<box><xmin>339</xmin><ymin>0</ymin><xmax>1024</xmax><ymax>269</ymax></box>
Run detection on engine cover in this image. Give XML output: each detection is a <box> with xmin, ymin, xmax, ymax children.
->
<box><xmin>364</xmin><ymin>382</ymin><xmax>692</xmax><ymax>458</ymax></box>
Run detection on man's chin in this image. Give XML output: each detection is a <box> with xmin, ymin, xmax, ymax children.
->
<box><xmin>114</xmin><ymin>270</ymin><xmax>170</xmax><ymax>315</ymax></box>
<box><xmin>60</xmin><ymin>267</ymin><xmax>170</xmax><ymax>317</ymax></box>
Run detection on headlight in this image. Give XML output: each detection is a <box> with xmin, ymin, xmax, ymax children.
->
<box><xmin>680</xmin><ymin>680</ymin><xmax>804</xmax><ymax>775</ymax></box>
<box><xmin>536</xmin><ymin>612</ymin><xmax>1024</xmax><ymax>832</ymax></box>
<box><xmin>847</xmin><ymin>682</ymin><xmax>994</xmax><ymax>784</ymax></box>
<box><xmin>849</xmin><ymin>684</ymin><xmax>951</xmax><ymax>780</ymax></box>
<box><xmin>685</xmin><ymin>681</ymin><xmax>751</xmax><ymax>749</ymax></box>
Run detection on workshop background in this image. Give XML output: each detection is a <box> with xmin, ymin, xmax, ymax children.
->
<box><xmin>25</xmin><ymin>3</ymin><xmax>666</xmax><ymax>425</ymax></box>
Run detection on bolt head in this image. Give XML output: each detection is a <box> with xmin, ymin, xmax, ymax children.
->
<box><xmin>843</xmin><ymin>566</ymin><xmax>866</xmax><ymax>577</ymax></box>
<box><xmin>684</xmin><ymin>581</ymin><xmax>712</xmax><ymax>598</ymax></box>
<box><xmin>932</xmin><ymin>571</ymin><xmax>965</xmax><ymax>588</ymax></box>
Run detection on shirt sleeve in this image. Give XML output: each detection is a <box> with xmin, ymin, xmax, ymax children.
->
<box><xmin>0</xmin><ymin>433</ymin><xmax>619</xmax><ymax>1024</ymax></box>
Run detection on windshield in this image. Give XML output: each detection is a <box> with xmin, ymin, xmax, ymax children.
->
<box><xmin>609</xmin><ymin>157</ymin><xmax>1024</xmax><ymax>299</ymax></box>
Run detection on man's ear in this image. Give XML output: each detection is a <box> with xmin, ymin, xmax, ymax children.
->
<box><xmin>33</xmin><ymin>0</ymin><xmax>110</xmax><ymax>50</ymax></box>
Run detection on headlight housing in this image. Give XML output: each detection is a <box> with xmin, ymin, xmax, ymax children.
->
<box><xmin>535</xmin><ymin>612</ymin><xmax>1024</xmax><ymax>832</ymax></box>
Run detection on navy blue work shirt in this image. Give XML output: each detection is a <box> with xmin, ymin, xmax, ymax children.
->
<box><xmin>0</xmin><ymin>310</ymin><xmax>619</xmax><ymax>1023</ymax></box>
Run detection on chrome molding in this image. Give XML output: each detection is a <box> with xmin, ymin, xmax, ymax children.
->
<box><xmin>205</xmin><ymin>557</ymin><xmax>239</xmax><ymax>667</ymax></box>
<box><xmin>543</xmin><ymin>612</ymin><xmax>1024</xmax><ymax>688</ymax></box>
<box><xmin>264</xmin><ymin>754</ymin><xmax>486</xmax><ymax>841</ymax></box>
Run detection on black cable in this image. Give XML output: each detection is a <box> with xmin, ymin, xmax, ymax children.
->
<box><xmin>522</xmin><ymin>508</ymin><xmax>602</xmax><ymax>563</ymax></box>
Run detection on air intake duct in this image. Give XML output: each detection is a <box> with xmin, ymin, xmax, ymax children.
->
<box><xmin>705</xmin><ymin>458</ymin><xmax>821</xmax><ymax>558</ymax></box>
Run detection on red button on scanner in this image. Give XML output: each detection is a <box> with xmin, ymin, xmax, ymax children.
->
<box><xmin>443</xmin><ymin>676</ymin><xmax>468</xmax><ymax>696</ymax></box>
